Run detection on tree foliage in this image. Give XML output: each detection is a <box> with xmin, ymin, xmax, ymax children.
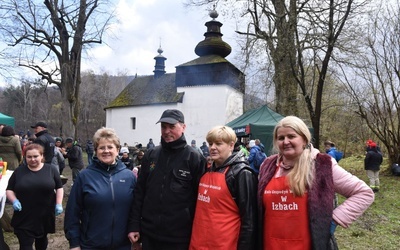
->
<box><xmin>0</xmin><ymin>70</ymin><xmax>129</xmax><ymax>141</ymax></box>
<box><xmin>340</xmin><ymin>1</ymin><xmax>400</xmax><ymax>164</ymax></box>
<box><xmin>0</xmin><ymin>0</ymin><xmax>114</xmax><ymax>138</ymax></box>
<box><xmin>186</xmin><ymin>0</ymin><xmax>369</xmax><ymax>148</ymax></box>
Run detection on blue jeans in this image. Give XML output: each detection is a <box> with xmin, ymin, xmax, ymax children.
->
<box><xmin>87</xmin><ymin>153</ymin><xmax>93</xmax><ymax>165</ymax></box>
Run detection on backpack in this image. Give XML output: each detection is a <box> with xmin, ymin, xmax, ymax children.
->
<box><xmin>335</xmin><ymin>151</ymin><xmax>344</xmax><ymax>162</ymax></box>
<box><xmin>392</xmin><ymin>163</ymin><xmax>400</xmax><ymax>176</ymax></box>
<box><xmin>254</xmin><ymin>149</ymin><xmax>267</xmax><ymax>170</ymax></box>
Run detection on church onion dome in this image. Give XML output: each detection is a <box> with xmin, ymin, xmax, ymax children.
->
<box><xmin>153</xmin><ymin>45</ymin><xmax>167</xmax><ymax>78</ymax></box>
<box><xmin>194</xmin><ymin>9</ymin><xmax>232</xmax><ymax>58</ymax></box>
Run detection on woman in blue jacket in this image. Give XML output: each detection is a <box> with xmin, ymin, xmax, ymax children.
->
<box><xmin>64</xmin><ymin>127</ymin><xmax>137</xmax><ymax>250</ymax></box>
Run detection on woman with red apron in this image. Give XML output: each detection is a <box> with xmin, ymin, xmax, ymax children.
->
<box><xmin>258</xmin><ymin>116</ymin><xmax>374</xmax><ymax>250</ymax></box>
<box><xmin>189</xmin><ymin>126</ymin><xmax>258</xmax><ymax>250</ymax></box>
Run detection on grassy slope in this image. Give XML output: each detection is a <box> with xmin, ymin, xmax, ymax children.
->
<box><xmin>3</xmin><ymin>155</ymin><xmax>400</xmax><ymax>249</ymax></box>
<box><xmin>336</xmin><ymin>156</ymin><xmax>400</xmax><ymax>249</ymax></box>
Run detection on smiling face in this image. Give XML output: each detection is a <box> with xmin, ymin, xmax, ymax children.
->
<box><xmin>161</xmin><ymin>122</ymin><xmax>186</xmax><ymax>143</ymax></box>
<box><xmin>96</xmin><ymin>138</ymin><xmax>119</xmax><ymax>165</ymax></box>
<box><xmin>276</xmin><ymin>127</ymin><xmax>307</xmax><ymax>161</ymax></box>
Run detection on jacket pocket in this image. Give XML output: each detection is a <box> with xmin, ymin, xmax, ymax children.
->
<box><xmin>170</xmin><ymin>168</ymin><xmax>193</xmax><ymax>193</ymax></box>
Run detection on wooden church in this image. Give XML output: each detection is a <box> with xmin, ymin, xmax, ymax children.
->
<box><xmin>105</xmin><ymin>10</ymin><xmax>245</xmax><ymax>146</ymax></box>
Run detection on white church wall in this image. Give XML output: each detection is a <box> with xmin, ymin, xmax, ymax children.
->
<box><xmin>106</xmin><ymin>104</ymin><xmax>178</xmax><ymax>147</ymax></box>
<box><xmin>105</xmin><ymin>84</ymin><xmax>243</xmax><ymax>149</ymax></box>
<box><xmin>178</xmin><ymin>85</ymin><xmax>243</xmax><ymax>146</ymax></box>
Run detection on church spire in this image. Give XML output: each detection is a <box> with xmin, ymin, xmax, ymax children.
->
<box><xmin>194</xmin><ymin>7</ymin><xmax>232</xmax><ymax>58</ymax></box>
<box><xmin>153</xmin><ymin>42</ymin><xmax>167</xmax><ymax>78</ymax></box>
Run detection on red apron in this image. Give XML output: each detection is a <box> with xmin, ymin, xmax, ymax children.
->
<box><xmin>263</xmin><ymin>166</ymin><xmax>311</xmax><ymax>250</ymax></box>
<box><xmin>189</xmin><ymin>167</ymin><xmax>240</xmax><ymax>250</ymax></box>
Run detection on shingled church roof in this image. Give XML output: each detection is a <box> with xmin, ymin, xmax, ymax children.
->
<box><xmin>105</xmin><ymin>73</ymin><xmax>183</xmax><ymax>109</ymax></box>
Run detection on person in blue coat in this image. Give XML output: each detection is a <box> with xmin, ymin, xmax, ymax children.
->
<box><xmin>64</xmin><ymin>127</ymin><xmax>137</xmax><ymax>250</ymax></box>
<box><xmin>248</xmin><ymin>140</ymin><xmax>262</xmax><ymax>174</ymax></box>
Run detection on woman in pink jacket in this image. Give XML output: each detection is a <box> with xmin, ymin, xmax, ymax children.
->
<box><xmin>258</xmin><ymin>116</ymin><xmax>374</xmax><ymax>250</ymax></box>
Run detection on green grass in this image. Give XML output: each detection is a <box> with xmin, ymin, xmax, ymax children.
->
<box><xmin>335</xmin><ymin>156</ymin><xmax>400</xmax><ymax>249</ymax></box>
<box><xmin>3</xmin><ymin>154</ymin><xmax>400</xmax><ymax>249</ymax></box>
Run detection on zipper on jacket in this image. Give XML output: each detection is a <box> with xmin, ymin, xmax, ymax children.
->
<box><xmin>110</xmin><ymin>172</ymin><xmax>115</xmax><ymax>247</ymax></box>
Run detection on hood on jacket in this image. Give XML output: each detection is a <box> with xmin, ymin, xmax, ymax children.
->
<box><xmin>0</xmin><ymin>135</ymin><xmax>14</xmax><ymax>143</ymax></box>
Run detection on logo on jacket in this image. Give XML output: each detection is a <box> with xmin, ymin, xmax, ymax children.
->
<box><xmin>149</xmin><ymin>161</ymin><xmax>156</xmax><ymax>172</ymax></box>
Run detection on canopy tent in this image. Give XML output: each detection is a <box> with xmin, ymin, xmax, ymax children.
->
<box><xmin>226</xmin><ymin>105</ymin><xmax>285</xmax><ymax>155</ymax></box>
<box><xmin>0</xmin><ymin>113</ymin><xmax>15</xmax><ymax>128</ymax></box>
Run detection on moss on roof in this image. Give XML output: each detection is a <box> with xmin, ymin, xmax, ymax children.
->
<box><xmin>105</xmin><ymin>73</ymin><xmax>184</xmax><ymax>109</ymax></box>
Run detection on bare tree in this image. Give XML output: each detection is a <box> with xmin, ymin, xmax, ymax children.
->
<box><xmin>186</xmin><ymin>0</ymin><xmax>368</xmax><ymax>148</ymax></box>
<box><xmin>340</xmin><ymin>1</ymin><xmax>400</xmax><ymax>164</ymax></box>
<box><xmin>0</xmin><ymin>0</ymin><xmax>114</xmax><ymax>138</ymax></box>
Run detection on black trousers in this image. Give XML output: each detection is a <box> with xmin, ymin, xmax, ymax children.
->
<box><xmin>141</xmin><ymin>234</ymin><xmax>189</xmax><ymax>250</ymax></box>
<box><xmin>15</xmin><ymin>232</ymin><xmax>48</xmax><ymax>250</ymax></box>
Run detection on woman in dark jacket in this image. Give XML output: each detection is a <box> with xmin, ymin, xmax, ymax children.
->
<box><xmin>64</xmin><ymin>127</ymin><xmax>137</xmax><ymax>250</ymax></box>
<box><xmin>0</xmin><ymin>125</ymin><xmax>22</xmax><ymax>170</ymax></box>
<box><xmin>189</xmin><ymin>125</ymin><xmax>258</xmax><ymax>250</ymax></box>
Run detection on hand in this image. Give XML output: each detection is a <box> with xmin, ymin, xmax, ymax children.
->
<box><xmin>55</xmin><ymin>204</ymin><xmax>63</xmax><ymax>216</ymax></box>
<box><xmin>128</xmin><ymin>232</ymin><xmax>140</xmax><ymax>243</ymax></box>
<box><xmin>330</xmin><ymin>220</ymin><xmax>337</xmax><ymax>235</ymax></box>
<box><xmin>12</xmin><ymin>199</ymin><xmax>22</xmax><ymax>211</ymax></box>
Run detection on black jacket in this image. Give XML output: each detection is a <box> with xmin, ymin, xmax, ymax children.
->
<box><xmin>128</xmin><ymin>134</ymin><xmax>206</xmax><ymax>244</ymax></box>
<box><xmin>65</xmin><ymin>144</ymin><xmax>84</xmax><ymax>169</ymax></box>
<box><xmin>364</xmin><ymin>148</ymin><xmax>383</xmax><ymax>171</ymax></box>
<box><xmin>34</xmin><ymin>130</ymin><xmax>55</xmax><ymax>164</ymax></box>
<box><xmin>121</xmin><ymin>156</ymin><xmax>134</xmax><ymax>170</ymax></box>
<box><xmin>209</xmin><ymin>151</ymin><xmax>258</xmax><ymax>250</ymax></box>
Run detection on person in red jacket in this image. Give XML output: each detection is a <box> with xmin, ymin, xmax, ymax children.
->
<box><xmin>189</xmin><ymin>125</ymin><xmax>257</xmax><ymax>250</ymax></box>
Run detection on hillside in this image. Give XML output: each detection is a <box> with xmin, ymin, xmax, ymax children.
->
<box><xmin>2</xmin><ymin>155</ymin><xmax>400</xmax><ymax>249</ymax></box>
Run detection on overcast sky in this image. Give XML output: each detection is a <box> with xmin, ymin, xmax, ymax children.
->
<box><xmin>81</xmin><ymin>0</ymin><xmax>239</xmax><ymax>77</ymax></box>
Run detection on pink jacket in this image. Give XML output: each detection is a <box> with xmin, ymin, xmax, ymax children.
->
<box><xmin>330</xmin><ymin>156</ymin><xmax>375</xmax><ymax>227</ymax></box>
<box><xmin>261</xmin><ymin>147</ymin><xmax>374</xmax><ymax>228</ymax></box>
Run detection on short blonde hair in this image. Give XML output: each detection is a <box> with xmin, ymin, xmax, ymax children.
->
<box><xmin>93</xmin><ymin>127</ymin><xmax>121</xmax><ymax>151</ymax></box>
<box><xmin>206</xmin><ymin>126</ymin><xmax>236</xmax><ymax>144</ymax></box>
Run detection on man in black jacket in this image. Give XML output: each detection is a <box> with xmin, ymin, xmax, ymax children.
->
<box><xmin>128</xmin><ymin>109</ymin><xmax>206</xmax><ymax>250</ymax></box>
<box><xmin>31</xmin><ymin>121</ymin><xmax>55</xmax><ymax>164</ymax></box>
<box><xmin>62</xmin><ymin>137</ymin><xmax>84</xmax><ymax>185</ymax></box>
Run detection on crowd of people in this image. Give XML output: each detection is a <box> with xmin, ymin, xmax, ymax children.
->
<box><xmin>0</xmin><ymin>111</ymin><xmax>377</xmax><ymax>249</ymax></box>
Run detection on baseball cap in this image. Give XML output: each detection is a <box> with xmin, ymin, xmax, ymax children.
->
<box><xmin>65</xmin><ymin>137</ymin><xmax>74</xmax><ymax>143</ymax></box>
<box><xmin>156</xmin><ymin>109</ymin><xmax>185</xmax><ymax>124</ymax></box>
<box><xmin>31</xmin><ymin>121</ymin><xmax>47</xmax><ymax>128</ymax></box>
